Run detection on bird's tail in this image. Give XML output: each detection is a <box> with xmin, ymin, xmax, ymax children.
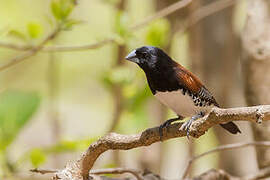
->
<box><xmin>220</xmin><ymin>122</ymin><xmax>241</xmax><ymax>134</ymax></box>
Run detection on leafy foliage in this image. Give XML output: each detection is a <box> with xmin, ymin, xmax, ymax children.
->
<box><xmin>27</xmin><ymin>138</ymin><xmax>98</xmax><ymax>167</ymax></box>
<box><xmin>102</xmin><ymin>66</ymin><xmax>135</xmax><ymax>89</ymax></box>
<box><xmin>0</xmin><ymin>90</ymin><xmax>40</xmax><ymax>151</ymax></box>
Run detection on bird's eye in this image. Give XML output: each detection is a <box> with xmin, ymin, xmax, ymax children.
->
<box><xmin>141</xmin><ymin>52</ymin><xmax>149</xmax><ymax>59</ymax></box>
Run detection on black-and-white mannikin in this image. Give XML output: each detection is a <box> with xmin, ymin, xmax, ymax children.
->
<box><xmin>126</xmin><ymin>46</ymin><xmax>241</xmax><ymax>138</ymax></box>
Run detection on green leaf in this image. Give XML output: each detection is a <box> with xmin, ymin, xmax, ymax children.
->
<box><xmin>51</xmin><ymin>0</ymin><xmax>75</xmax><ymax>21</ymax></box>
<box><xmin>30</xmin><ymin>149</ymin><xmax>46</xmax><ymax>168</ymax></box>
<box><xmin>0</xmin><ymin>90</ymin><xmax>41</xmax><ymax>151</ymax></box>
<box><xmin>27</xmin><ymin>22</ymin><xmax>43</xmax><ymax>39</ymax></box>
<box><xmin>145</xmin><ymin>19</ymin><xmax>170</xmax><ymax>47</ymax></box>
<box><xmin>51</xmin><ymin>0</ymin><xmax>62</xmax><ymax>20</ymax></box>
<box><xmin>45</xmin><ymin>138</ymin><xmax>98</xmax><ymax>153</ymax></box>
<box><xmin>114</xmin><ymin>11</ymin><xmax>130</xmax><ymax>39</ymax></box>
<box><xmin>7</xmin><ymin>29</ymin><xmax>27</xmax><ymax>42</ymax></box>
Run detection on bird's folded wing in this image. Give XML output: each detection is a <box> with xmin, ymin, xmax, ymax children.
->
<box><xmin>173</xmin><ymin>64</ymin><xmax>219</xmax><ymax>107</ymax></box>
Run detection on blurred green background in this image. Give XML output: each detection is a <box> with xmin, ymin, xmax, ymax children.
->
<box><xmin>0</xmin><ymin>0</ymin><xmax>257</xmax><ymax>179</ymax></box>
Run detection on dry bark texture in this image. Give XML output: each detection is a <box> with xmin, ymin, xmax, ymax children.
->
<box><xmin>241</xmin><ymin>0</ymin><xmax>270</xmax><ymax>168</ymax></box>
<box><xmin>49</xmin><ymin>105</ymin><xmax>270</xmax><ymax>180</ymax></box>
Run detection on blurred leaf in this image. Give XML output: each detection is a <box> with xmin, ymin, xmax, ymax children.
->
<box><xmin>30</xmin><ymin>149</ymin><xmax>46</xmax><ymax>168</ymax></box>
<box><xmin>51</xmin><ymin>0</ymin><xmax>76</xmax><ymax>21</ymax></box>
<box><xmin>101</xmin><ymin>66</ymin><xmax>135</xmax><ymax>89</ymax></box>
<box><xmin>7</xmin><ymin>29</ymin><xmax>27</xmax><ymax>42</ymax></box>
<box><xmin>63</xmin><ymin>19</ymin><xmax>83</xmax><ymax>30</ymax></box>
<box><xmin>0</xmin><ymin>90</ymin><xmax>40</xmax><ymax>151</ymax></box>
<box><xmin>45</xmin><ymin>138</ymin><xmax>98</xmax><ymax>153</ymax></box>
<box><xmin>124</xmin><ymin>85</ymin><xmax>151</xmax><ymax>111</ymax></box>
<box><xmin>115</xmin><ymin>11</ymin><xmax>131</xmax><ymax>40</ymax></box>
<box><xmin>27</xmin><ymin>22</ymin><xmax>43</xmax><ymax>39</ymax></box>
<box><xmin>145</xmin><ymin>19</ymin><xmax>170</xmax><ymax>47</ymax></box>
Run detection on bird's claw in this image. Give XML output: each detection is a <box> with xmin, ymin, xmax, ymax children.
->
<box><xmin>180</xmin><ymin>112</ymin><xmax>205</xmax><ymax>139</ymax></box>
<box><xmin>180</xmin><ymin>119</ymin><xmax>194</xmax><ymax>139</ymax></box>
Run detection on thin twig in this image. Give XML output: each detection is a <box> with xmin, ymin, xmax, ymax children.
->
<box><xmin>90</xmin><ymin>168</ymin><xmax>144</xmax><ymax>180</ymax></box>
<box><xmin>0</xmin><ymin>39</ymin><xmax>114</xmax><ymax>52</ymax></box>
<box><xmin>130</xmin><ymin>0</ymin><xmax>192</xmax><ymax>30</ymax></box>
<box><xmin>0</xmin><ymin>26</ymin><xmax>61</xmax><ymax>72</ymax></box>
<box><xmin>0</xmin><ymin>42</ymin><xmax>32</xmax><ymax>51</ymax></box>
<box><xmin>182</xmin><ymin>141</ymin><xmax>270</xmax><ymax>179</ymax></box>
<box><xmin>30</xmin><ymin>168</ymin><xmax>58</xmax><ymax>174</ymax></box>
<box><xmin>42</xmin><ymin>38</ymin><xmax>115</xmax><ymax>52</ymax></box>
<box><xmin>244</xmin><ymin>166</ymin><xmax>270</xmax><ymax>180</ymax></box>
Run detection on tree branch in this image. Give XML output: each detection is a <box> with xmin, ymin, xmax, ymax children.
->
<box><xmin>0</xmin><ymin>26</ymin><xmax>61</xmax><ymax>72</ymax></box>
<box><xmin>129</xmin><ymin>0</ymin><xmax>192</xmax><ymax>30</ymax></box>
<box><xmin>47</xmin><ymin>105</ymin><xmax>270</xmax><ymax>180</ymax></box>
<box><xmin>182</xmin><ymin>141</ymin><xmax>270</xmax><ymax>179</ymax></box>
<box><xmin>90</xmin><ymin>168</ymin><xmax>144</xmax><ymax>180</ymax></box>
<box><xmin>177</xmin><ymin>0</ymin><xmax>237</xmax><ymax>35</ymax></box>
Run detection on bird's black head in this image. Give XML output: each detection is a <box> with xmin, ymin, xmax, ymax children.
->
<box><xmin>125</xmin><ymin>46</ymin><xmax>171</xmax><ymax>70</ymax></box>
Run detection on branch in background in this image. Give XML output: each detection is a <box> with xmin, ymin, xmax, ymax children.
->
<box><xmin>90</xmin><ymin>168</ymin><xmax>144</xmax><ymax>180</ymax></box>
<box><xmin>244</xmin><ymin>166</ymin><xmax>270</xmax><ymax>180</ymax></box>
<box><xmin>0</xmin><ymin>26</ymin><xmax>61</xmax><ymax>72</ymax></box>
<box><xmin>0</xmin><ymin>0</ymin><xmax>193</xmax><ymax>52</ymax></box>
<box><xmin>44</xmin><ymin>105</ymin><xmax>270</xmax><ymax>180</ymax></box>
<box><xmin>182</xmin><ymin>141</ymin><xmax>270</xmax><ymax>179</ymax></box>
<box><xmin>130</xmin><ymin>0</ymin><xmax>192</xmax><ymax>30</ymax></box>
<box><xmin>0</xmin><ymin>38</ymin><xmax>114</xmax><ymax>52</ymax></box>
<box><xmin>177</xmin><ymin>0</ymin><xmax>237</xmax><ymax>35</ymax></box>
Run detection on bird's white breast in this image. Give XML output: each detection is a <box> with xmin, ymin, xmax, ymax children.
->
<box><xmin>154</xmin><ymin>90</ymin><xmax>213</xmax><ymax>117</ymax></box>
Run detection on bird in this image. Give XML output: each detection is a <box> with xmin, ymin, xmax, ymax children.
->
<box><xmin>125</xmin><ymin>46</ymin><xmax>241</xmax><ymax>138</ymax></box>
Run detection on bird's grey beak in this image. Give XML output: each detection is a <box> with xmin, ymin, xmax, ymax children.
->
<box><xmin>125</xmin><ymin>50</ymin><xmax>140</xmax><ymax>63</ymax></box>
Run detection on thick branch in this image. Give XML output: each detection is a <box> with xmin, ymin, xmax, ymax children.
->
<box><xmin>52</xmin><ymin>105</ymin><xmax>270</xmax><ymax>180</ymax></box>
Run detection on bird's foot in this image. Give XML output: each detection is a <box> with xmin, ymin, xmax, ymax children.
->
<box><xmin>180</xmin><ymin>112</ymin><xmax>205</xmax><ymax>139</ymax></box>
<box><xmin>159</xmin><ymin>116</ymin><xmax>183</xmax><ymax>141</ymax></box>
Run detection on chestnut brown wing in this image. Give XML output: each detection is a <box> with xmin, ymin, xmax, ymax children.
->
<box><xmin>173</xmin><ymin>64</ymin><xmax>219</xmax><ymax>107</ymax></box>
